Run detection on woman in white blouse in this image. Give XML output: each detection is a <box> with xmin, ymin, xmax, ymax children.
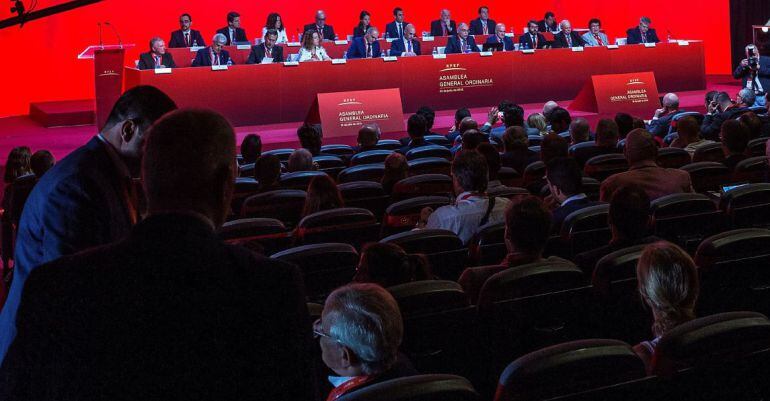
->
<box><xmin>262</xmin><ymin>13</ymin><xmax>289</xmax><ymax>43</ymax></box>
<box><xmin>298</xmin><ymin>31</ymin><xmax>331</xmax><ymax>62</ymax></box>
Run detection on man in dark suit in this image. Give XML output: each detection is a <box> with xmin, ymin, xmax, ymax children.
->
<box><xmin>0</xmin><ymin>109</ymin><xmax>318</xmax><ymax>401</ymax></box>
<box><xmin>304</xmin><ymin>9</ymin><xmax>336</xmax><ymax>41</ymax></box>
<box><xmin>346</xmin><ymin>27</ymin><xmax>381</xmax><ymax>59</ymax></box>
<box><xmin>485</xmin><ymin>23</ymin><xmax>514</xmax><ymax>51</ymax></box>
<box><xmin>519</xmin><ymin>20</ymin><xmax>547</xmax><ymax>49</ymax></box>
<box><xmin>552</xmin><ymin>20</ymin><xmax>586</xmax><ymax>48</ymax></box>
<box><xmin>445</xmin><ymin>23</ymin><xmax>478</xmax><ymax>54</ymax></box>
<box><xmin>0</xmin><ymin>86</ymin><xmax>177</xmax><ymax>363</ymax></box>
<box><xmin>430</xmin><ymin>9</ymin><xmax>456</xmax><ymax>37</ymax></box>
<box><xmin>246</xmin><ymin>29</ymin><xmax>284</xmax><ymax>63</ymax></box>
<box><xmin>701</xmin><ymin>91</ymin><xmax>751</xmax><ymax>140</ymax></box>
<box><xmin>469</xmin><ymin>6</ymin><xmax>496</xmax><ymax>36</ymax></box>
<box><xmin>385</xmin><ymin>7</ymin><xmax>409</xmax><ymax>39</ymax></box>
<box><xmin>168</xmin><ymin>13</ymin><xmax>205</xmax><ymax>48</ymax></box>
<box><xmin>734</xmin><ymin>44</ymin><xmax>770</xmax><ymax>107</ymax></box>
<box><xmin>137</xmin><ymin>37</ymin><xmax>177</xmax><ymax>70</ymax></box>
<box><xmin>626</xmin><ymin>16</ymin><xmax>660</xmax><ymax>45</ymax></box>
<box><xmin>546</xmin><ymin>157</ymin><xmax>600</xmax><ymax>234</ymax></box>
<box><xmin>647</xmin><ymin>93</ymin><xmax>685</xmax><ymax>138</ymax></box>
<box><xmin>192</xmin><ymin>34</ymin><xmax>232</xmax><ymax>67</ymax></box>
<box><xmin>216</xmin><ymin>11</ymin><xmax>248</xmax><ymax>46</ymax></box>
<box><xmin>389</xmin><ymin>24</ymin><xmax>420</xmax><ymax>56</ymax></box>
<box><xmin>538</xmin><ymin>11</ymin><xmax>559</xmax><ymax>33</ymax></box>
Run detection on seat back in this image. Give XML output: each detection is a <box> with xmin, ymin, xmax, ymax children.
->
<box><xmin>338</xmin><ymin>164</ymin><xmax>386</xmax><ymax>183</ymax></box>
<box><xmin>336</xmin><ymin>374</ymin><xmax>480</xmax><ymax>401</ymax></box>
<box><xmin>262</xmin><ymin>148</ymin><xmax>294</xmax><ymax>162</ymax></box>
<box><xmin>469</xmin><ymin>221</ymin><xmax>506</xmax><ymax>266</ymax></box>
<box><xmin>592</xmin><ymin>244</ymin><xmax>646</xmax><ymax>296</ymax></box>
<box><xmin>732</xmin><ymin>156</ymin><xmax>769</xmax><ymax>184</ymax></box>
<box><xmin>583</xmin><ymin>154</ymin><xmax>629</xmax><ymax>182</ymax></box>
<box><xmin>279</xmin><ymin>170</ymin><xmax>328</xmax><ymax>190</ymax></box>
<box><xmin>313</xmin><ymin>155</ymin><xmax>346</xmax><ymax>178</ymax></box>
<box><xmin>656</xmin><ymin>147</ymin><xmax>692</xmax><ymax>169</ymax></box>
<box><xmin>350</xmin><ymin>150</ymin><xmax>393</xmax><ymax>166</ymax></box>
<box><xmin>747</xmin><ymin>137</ymin><xmax>769</xmax><ymax>157</ymax></box>
<box><xmin>295</xmin><ymin>208</ymin><xmax>379</xmax><ymax>249</ymax></box>
<box><xmin>681</xmin><ymin>162</ymin><xmax>731</xmax><ymax>193</ymax></box>
<box><xmin>720</xmin><ymin>183</ymin><xmax>770</xmax><ymax>229</ymax></box>
<box><xmin>381</xmin><ymin>229</ymin><xmax>467</xmax><ymax>280</ymax></box>
<box><xmin>668</xmin><ymin>111</ymin><xmax>705</xmax><ymax>135</ymax></box>
<box><xmin>218</xmin><ymin>218</ymin><xmax>291</xmax><ymax>255</ymax></box>
<box><xmin>560</xmin><ymin>204</ymin><xmax>611</xmax><ymax>257</ymax></box>
<box><xmin>651</xmin><ymin>193</ymin><xmax>723</xmax><ymax>252</ymax></box>
<box><xmin>406</xmin><ymin>145</ymin><xmax>453</xmax><ymax>161</ymax></box>
<box><xmin>382</xmin><ymin>196</ymin><xmax>451</xmax><ymax>236</ymax></box>
<box><xmin>338</xmin><ymin>181</ymin><xmax>390</xmax><ymax>221</ymax></box>
<box><xmin>320</xmin><ymin>144</ymin><xmax>355</xmax><ymax>158</ymax></box>
<box><xmin>692</xmin><ymin>142</ymin><xmax>726</xmax><ymax>163</ymax></box>
<box><xmin>271</xmin><ymin>243</ymin><xmax>358</xmax><ymax>300</ymax></box>
<box><xmin>391</xmin><ymin>174</ymin><xmax>452</xmax><ymax>201</ymax></box>
<box><xmin>240</xmin><ymin>190</ymin><xmax>306</xmax><ymax>227</ymax></box>
<box><xmin>478</xmin><ymin>260</ymin><xmax>585</xmax><ymax>306</ymax></box>
<box><xmin>582</xmin><ymin>177</ymin><xmax>601</xmax><ymax>201</ymax></box>
<box><xmin>374</xmin><ymin>139</ymin><xmax>402</xmax><ymax>150</ymax></box>
<box><xmin>568</xmin><ymin>141</ymin><xmax>600</xmax><ymax>156</ymax></box>
<box><xmin>424</xmin><ymin>135</ymin><xmax>451</xmax><ymax>147</ymax></box>
<box><xmin>407</xmin><ymin>157</ymin><xmax>451</xmax><ymax>176</ymax></box>
<box><xmin>238</xmin><ymin>162</ymin><xmax>256</xmax><ymax>178</ymax></box>
<box><xmin>528</xmin><ymin>135</ymin><xmax>543</xmax><ymax>146</ymax></box>
<box><xmin>522</xmin><ymin>161</ymin><xmax>545</xmax><ymax>190</ymax></box>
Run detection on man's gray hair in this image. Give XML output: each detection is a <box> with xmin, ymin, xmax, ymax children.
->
<box><xmin>640</xmin><ymin>16</ymin><xmax>652</xmax><ymax>25</ymax></box>
<box><xmin>366</xmin><ymin>26</ymin><xmax>379</xmax><ymax>36</ymax></box>
<box><xmin>739</xmin><ymin>88</ymin><xmax>756</xmax><ymax>107</ymax></box>
<box><xmin>560</xmin><ymin>20</ymin><xmax>571</xmax><ymax>28</ymax></box>
<box><xmin>149</xmin><ymin>37</ymin><xmax>163</xmax><ymax>50</ymax></box>
<box><xmin>663</xmin><ymin>93</ymin><xmax>680</xmax><ymax>108</ymax></box>
<box><xmin>325</xmin><ymin>283</ymin><xmax>403</xmax><ymax>375</ymax></box>
<box><xmin>212</xmin><ymin>33</ymin><xmax>227</xmax><ymax>45</ymax></box>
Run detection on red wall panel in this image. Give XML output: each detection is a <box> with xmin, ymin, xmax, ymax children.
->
<box><xmin>0</xmin><ymin>0</ymin><xmax>730</xmax><ymax>117</ymax></box>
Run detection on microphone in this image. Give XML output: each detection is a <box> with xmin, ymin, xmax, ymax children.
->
<box><xmin>97</xmin><ymin>22</ymin><xmax>103</xmax><ymax>47</ymax></box>
<box><xmin>105</xmin><ymin>21</ymin><xmax>122</xmax><ymax>47</ymax></box>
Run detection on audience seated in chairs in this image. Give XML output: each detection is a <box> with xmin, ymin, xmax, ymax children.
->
<box><xmin>30</xmin><ymin>150</ymin><xmax>55</xmax><ymax>178</ymax></box>
<box><xmin>287</xmin><ymin>148</ymin><xmax>316</xmax><ymax>172</ymax></box>
<box><xmin>738</xmin><ymin>112</ymin><xmax>764</xmax><ymax>140</ymax></box>
<box><xmin>416</xmin><ymin>106</ymin><xmax>441</xmax><ymax>137</ymax></box>
<box><xmin>500</xmin><ymin>126</ymin><xmax>538</xmax><ymax>174</ymax></box>
<box><xmin>355</xmin><ymin>124</ymin><xmax>380</xmax><ymax>153</ymax></box>
<box><xmin>239</xmin><ymin>133</ymin><xmax>262</xmax><ymax>164</ymax></box>
<box><xmin>398</xmin><ymin>114</ymin><xmax>429</xmax><ymax>155</ymax></box>
<box><xmin>382</xmin><ymin>153</ymin><xmax>409</xmax><ymax>195</ymax></box>
<box><xmin>2</xmin><ymin>146</ymin><xmax>32</xmax><ymax>216</ymax></box>
<box><xmin>253</xmin><ymin>154</ymin><xmax>282</xmax><ymax>192</ymax></box>
<box><xmin>670</xmin><ymin>115</ymin><xmax>715</xmax><ymax>157</ymax></box>
<box><xmin>316</xmin><ymin>283</ymin><xmax>417</xmax><ymax>400</ymax></box>
<box><xmin>546</xmin><ymin>157</ymin><xmax>600</xmax><ymax>234</ymax></box>
<box><xmin>297</xmin><ymin>123</ymin><xmax>323</xmax><ymax>156</ymax></box>
<box><xmin>633</xmin><ymin>241</ymin><xmax>699</xmax><ymax>373</ymax></box>
<box><xmin>615</xmin><ymin>112</ymin><xmax>635</xmax><ymax>139</ymax></box>
<box><xmin>701</xmin><ymin>90</ymin><xmax>752</xmax><ymax>141</ymax></box>
<box><xmin>720</xmin><ymin>119</ymin><xmax>750</xmax><ymax>172</ymax></box>
<box><xmin>302</xmin><ymin>174</ymin><xmax>344</xmax><ymax>217</ymax></box>
<box><xmin>540</xmin><ymin>132</ymin><xmax>569</xmax><ymax>164</ymax></box>
<box><xmin>527</xmin><ymin>113</ymin><xmax>548</xmax><ymax>137</ymax></box>
<box><xmin>446</xmin><ymin>107</ymin><xmax>472</xmax><ymax>143</ymax></box>
<box><xmin>600</xmin><ymin>129</ymin><xmax>693</xmax><ymax>202</ymax></box>
<box><xmin>573</xmin><ymin>118</ymin><xmax>620</xmax><ymax>168</ymax></box>
<box><xmin>568</xmin><ymin>117</ymin><xmax>590</xmax><ymax>146</ymax></box>
<box><xmin>7</xmin><ymin>150</ymin><xmax>56</xmax><ymax>228</ymax></box>
<box><xmin>548</xmin><ymin>107</ymin><xmax>572</xmax><ymax>136</ymax></box>
<box><xmin>353</xmin><ymin>242</ymin><xmax>432</xmax><ymax>288</ymax></box>
<box><xmin>459</xmin><ymin>129</ymin><xmax>486</xmax><ymax>152</ymax></box>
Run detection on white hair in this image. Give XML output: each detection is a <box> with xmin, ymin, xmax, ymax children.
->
<box><xmin>663</xmin><ymin>93</ymin><xmax>680</xmax><ymax>108</ymax></box>
<box><xmin>366</xmin><ymin>26</ymin><xmax>379</xmax><ymax>36</ymax></box>
<box><xmin>212</xmin><ymin>33</ymin><xmax>227</xmax><ymax>45</ymax></box>
<box><xmin>325</xmin><ymin>283</ymin><xmax>402</xmax><ymax>375</ymax></box>
<box><xmin>560</xmin><ymin>20</ymin><xmax>571</xmax><ymax>28</ymax></box>
<box><xmin>640</xmin><ymin>16</ymin><xmax>652</xmax><ymax>25</ymax></box>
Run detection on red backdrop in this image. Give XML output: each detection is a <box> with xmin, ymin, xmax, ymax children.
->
<box><xmin>0</xmin><ymin>0</ymin><xmax>730</xmax><ymax>118</ymax></box>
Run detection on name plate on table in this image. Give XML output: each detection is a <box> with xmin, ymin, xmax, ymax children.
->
<box><xmin>310</xmin><ymin>88</ymin><xmax>405</xmax><ymax>138</ymax></box>
<box><xmin>433</xmin><ymin>54</ymin><xmax>447</xmax><ymax>59</ymax></box>
<box><xmin>505</xmin><ymin>33</ymin><xmax>515</xmax><ymax>37</ymax></box>
<box><xmin>386</xmin><ymin>38</ymin><xmax>396</xmax><ymax>43</ymax></box>
<box><xmin>211</xmin><ymin>65</ymin><xmax>228</xmax><ymax>71</ymax></box>
<box><xmin>521</xmin><ymin>49</ymin><xmax>535</xmax><ymax>54</ymax></box>
<box><xmin>236</xmin><ymin>44</ymin><xmax>251</xmax><ymax>50</ymax></box>
<box><xmin>677</xmin><ymin>40</ymin><xmax>690</xmax><ymax>46</ymax></box>
<box><xmin>644</xmin><ymin>42</ymin><xmax>657</xmax><ymax>48</ymax></box>
<box><xmin>570</xmin><ymin>71</ymin><xmax>660</xmax><ymax>117</ymax></box>
<box><xmin>607</xmin><ymin>45</ymin><xmax>619</xmax><ymax>49</ymax></box>
<box><xmin>422</xmin><ymin>36</ymin><xmax>435</xmax><ymax>41</ymax></box>
<box><xmin>480</xmin><ymin>51</ymin><xmax>493</xmax><ymax>57</ymax></box>
<box><xmin>283</xmin><ymin>61</ymin><xmax>299</xmax><ymax>66</ymax></box>
<box><xmin>334</xmin><ymin>40</ymin><xmax>349</xmax><ymax>45</ymax></box>
<box><xmin>286</xmin><ymin>42</ymin><xmax>301</xmax><ymax>47</ymax></box>
<box><xmin>154</xmin><ymin>68</ymin><xmax>172</xmax><ymax>74</ymax></box>
<box><xmin>383</xmin><ymin>56</ymin><xmax>397</xmax><ymax>62</ymax></box>
<box><xmin>331</xmin><ymin>58</ymin><xmax>347</xmax><ymax>64</ymax></box>
<box><xmin>571</xmin><ymin>47</ymin><xmax>584</xmax><ymax>52</ymax></box>
<box><xmin>190</xmin><ymin>46</ymin><xmax>205</xmax><ymax>52</ymax></box>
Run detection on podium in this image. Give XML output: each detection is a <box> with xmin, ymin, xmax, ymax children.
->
<box><xmin>569</xmin><ymin>71</ymin><xmax>660</xmax><ymax>117</ymax></box>
<box><xmin>79</xmin><ymin>44</ymin><xmax>134</xmax><ymax>130</ymax></box>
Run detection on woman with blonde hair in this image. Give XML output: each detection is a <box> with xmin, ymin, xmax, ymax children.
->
<box><xmin>298</xmin><ymin>30</ymin><xmax>331</xmax><ymax>62</ymax></box>
<box><xmin>527</xmin><ymin>113</ymin><xmax>548</xmax><ymax>136</ymax></box>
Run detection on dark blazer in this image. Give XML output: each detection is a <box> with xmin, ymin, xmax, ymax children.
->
<box><xmin>701</xmin><ymin>107</ymin><xmax>750</xmax><ymax>141</ymax></box>
<box><xmin>551</xmin><ymin>196</ymin><xmax>600</xmax><ymax>234</ymax></box>
<box><xmin>500</xmin><ymin>148</ymin><xmax>539</xmax><ymax>174</ymax></box>
<box><xmin>346</xmin><ymin>36</ymin><xmax>382</xmax><ymax>59</ymax></box>
<box><xmin>352</xmin><ymin>24</ymin><xmax>371</xmax><ymax>37</ymax></box>
<box><xmin>169</xmin><ymin>29</ymin><xmax>205</xmax><ymax>48</ymax></box>
<box><xmin>538</xmin><ymin>19</ymin><xmax>559</xmax><ymax>33</ymax></box>
<box><xmin>192</xmin><ymin>47</ymin><xmax>232</xmax><ymax>67</ymax></box>
<box><xmin>626</xmin><ymin>27</ymin><xmax>660</xmax><ymax>44</ymax></box>
<box><xmin>385</xmin><ymin>21</ymin><xmax>410</xmax><ymax>39</ymax></box>
<box><xmin>303</xmin><ymin>23</ymin><xmax>335</xmax><ymax>41</ymax></box>
<box><xmin>733</xmin><ymin>56</ymin><xmax>770</xmax><ymax>94</ymax></box>
<box><xmin>0</xmin><ymin>137</ymin><xmax>135</xmax><ymax>361</ymax></box>
<box><xmin>723</xmin><ymin>154</ymin><xmax>749</xmax><ymax>172</ymax></box>
<box><xmin>246</xmin><ymin>44</ymin><xmax>284</xmax><ymax>64</ymax></box>
<box><xmin>445</xmin><ymin>35</ymin><xmax>479</xmax><ymax>54</ymax></box>
<box><xmin>552</xmin><ymin>31</ymin><xmax>586</xmax><ymax>48</ymax></box>
<box><xmin>216</xmin><ymin>26</ymin><xmax>248</xmax><ymax>45</ymax></box>
<box><xmin>137</xmin><ymin>52</ymin><xmax>177</xmax><ymax>70</ymax></box>
<box><xmin>519</xmin><ymin>32</ymin><xmax>547</xmax><ymax>49</ymax></box>
<box><xmin>0</xmin><ymin>213</ymin><xmax>317</xmax><ymax>401</ymax></box>
<box><xmin>647</xmin><ymin>110</ymin><xmax>686</xmax><ymax>138</ymax></box>
<box><xmin>469</xmin><ymin>18</ymin><xmax>496</xmax><ymax>35</ymax></box>
<box><xmin>430</xmin><ymin>19</ymin><xmax>456</xmax><ymax>36</ymax></box>
<box><xmin>389</xmin><ymin>37</ymin><xmax>421</xmax><ymax>56</ymax></box>
<box><xmin>485</xmin><ymin>34</ymin><xmax>515</xmax><ymax>51</ymax></box>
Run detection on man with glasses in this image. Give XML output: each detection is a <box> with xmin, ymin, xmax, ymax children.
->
<box><xmin>519</xmin><ymin>20</ymin><xmax>547</xmax><ymax>50</ymax></box>
<box><xmin>626</xmin><ymin>16</ymin><xmax>660</xmax><ymax>45</ymax></box>
<box><xmin>169</xmin><ymin>13</ymin><xmax>205</xmax><ymax>48</ymax></box>
<box><xmin>192</xmin><ymin>33</ymin><xmax>232</xmax><ymax>67</ymax></box>
<box><xmin>445</xmin><ymin>22</ymin><xmax>478</xmax><ymax>54</ymax></box>
<box><xmin>304</xmin><ymin>9</ymin><xmax>336</xmax><ymax>41</ymax></box>
<box><xmin>389</xmin><ymin>23</ymin><xmax>421</xmax><ymax>56</ymax></box>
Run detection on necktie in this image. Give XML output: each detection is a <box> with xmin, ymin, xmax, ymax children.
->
<box><xmin>398</xmin><ymin>23</ymin><xmax>402</xmax><ymax>38</ymax></box>
<box><xmin>442</xmin><ymin>23</ymin><xmax>447</xmax><ymax>36</ymax></box>
<box><xmin>533</xmin><ymin>34</ymin><xmax>538</xmax><ymax>48</ymax></box>
<box><xmin>229</xmin><ymin>29</ymin><xmax>234</xmax><ymax>44</ymax></box>
<box><xmin>593</xmin><ymin>34</ymin><xmax>603</xmax><ymax>46</ymax></box>
<box><xmin>407</xmin><ymin>40</ymin><xmax>412</xmax><ymax>53</ymax></box>
<box><xmin>461</xmin><ymin>39</ymin><xmax>466</xmax><ymax>52</ymax></box>
<box><xmin>367</xmin><ymin>42</ymin><xmax>372</xmax><ymax>58</ymax></box>
<box><xmin>566</xmin><ymin>34</ymin><xmax>572</xmax><ymax>47</ymax></box>
<box><xmin>212</xmin><ymin>51</ymin><xmax>218</xmax><ymax>65</ymax></box>
<box><xmin>482</xmin><ymin>21</ymin><xmax>488</xmax><ymax>35</ymax></box>
<box><xmin>185</xmin><ymin>32</ymin><xmax>190</xmax><ymax>47</ymax></box>
<box><xmin>642</xmin><ymin>31</ymin><xmax>647</xmax><ymax>43</ymax></box>
<box><xmin>154</xmin><ymin>55</ymin><xmax>160</xmax><ymax>67</ymax></box>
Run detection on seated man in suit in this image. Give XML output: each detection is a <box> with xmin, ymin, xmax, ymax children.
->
<box><xmin>346</xmin><ymin>27</ymin><xmax>381</xmax><ymax>59</ymax></box>
<box><xmin>430</xmin><ymin>9</ymin><xmax>456</xmax><ymax>37</ymax></box>
<box><xmin>626</xmin><ymin>16</ymin><xmax>660</xmax><ymax>45</ymax></box>
<box><xmin>519</xmin><ymin>20</ymin><xmax>547</xmax><ymax>49</ymax></box>
<box><xmin>582</xmin><ymin>18</ymin><xmax>609</xmax><ymax>46</ymax></box>
<box><xmin>389</xmin><ymin>24</ymin><xmax>420</xmax><ymax>56</ymax></box>
<box><xmin>385</xmin><ymin>7</ymin><xmax>409</xmax><ymax>40</ymax></box>
<box><xmin>701</xmin><ymin>90</ymin><xmax>752</xmax><ymax>140</ymax></box>
<box><xmin>192</xmin><ymin>33</ymin><xmax>232</xmax><ymax>67</ymax></box>
<box><xmin>216</xmin><ymin>11</ymin><xmax>248</xmax><ymax>46</ymax></box>
<box><xmin>169</xmin><ymin>13</ymin><xmax>205</xmax><ymax>48</ymax></box>
<box><xmin>0</xmin><ymin>108</ymin><xmax>318</xmax><ymax>400</ymax></box>
<box><xmin>647</xmin><ymin>93</ymin><xmax>684</xmax><ymax>138</ymax></box>
<box><xmin>469</xmin><ymin>6</ymin><xmax>496</xmax><ymax>36</ymax></box>
<box><xmin>137</xmin><ymin>37</ymin><xmax>176</xmax><ymax>70</ymax></box>
<box><xmin>246</xmin><ymin>29</ymin><xmax>284</xmax><ymax>64</ymax></box>
<box><xmin>734</xmin><ymin>44</ymin><xmax>770</xmax><ymax>107</ymax></box>
<box><xmin>546</xmin><ymin>157</ymin><xmax>599</xmax><ymax>234</ymax></box>
<box><xmin>552</xmin><ymin>20</ymin><xmax>585</xmax><ymax>48</ymax></box>
<box><xmin>538</xmin><ymin>11</ymin><xmax>560</xmax><ymax>33</ymax></box>
<box><xmin>304</xmin><ymin>9</ymin><xmax>336</xmax><ymax>41</ymax></box>
<box><xmin>485</xmin><ymin>23</ymin><xmax>514</xmax><ymax>51</ymax></box>
<box><xmin>445</xmin><ymin>23</ymin><xmax>478</xmax><ymax>54</ymax></box>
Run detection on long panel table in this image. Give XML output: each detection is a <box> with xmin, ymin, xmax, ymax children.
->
<box><xmin>125</xmin><ymin>42</ymin><xmax>706</xmax><ymax>127</ymax></box>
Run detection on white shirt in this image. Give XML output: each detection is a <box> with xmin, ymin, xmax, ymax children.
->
<box><xmin>298</xmin><ymin>46</ymin><xmax>329</xmax><ymax>62</ymax></box>
<box><xmin>261</xmin><ymin>27</ymin><xmax>289</xmax><ymax>43</ymax></box>
<box><xmin>426</xmin><ymin>192</ymin><xmax>510</xmax><ymax>244</ymax></box>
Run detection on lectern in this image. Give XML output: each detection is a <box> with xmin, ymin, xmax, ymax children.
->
<box><xmin>78</xmin><ymin>44</ymin><xmax>134</xmax><ymax>130</ymax></box>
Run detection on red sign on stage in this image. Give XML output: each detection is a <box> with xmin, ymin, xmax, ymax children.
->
<box><xmin>310</xmin><ymin>88</ymin><xmax>405</xmax><ymax>138</ymax></box>
<box><xmin>570</xmin><ymin>71</ymin><xmax>660</xmax><ymax>117</ymax></box>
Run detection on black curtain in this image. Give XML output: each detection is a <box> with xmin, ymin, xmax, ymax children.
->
<box><xmin>730</xmin><ymin>0</ymin><xmax>770</xmax><ymax>70</ymax></box>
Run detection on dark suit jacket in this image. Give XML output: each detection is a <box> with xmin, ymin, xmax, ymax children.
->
<box><xmin>216</xmin><ymin>26</ymin><xmax>248</xmax><ymax>45</ymax></box>
<box><xmin>551</xmin><ymin>196</ymin><xmax>601</xmax><ymax>234</ymax></box>
<box><xmin>599</xmin><ymin>161</ymin><xmax>693</xmax><ymax>202</ymax></box>
<box><xmin>192</xmin><ymin>48</ymin><xmax>232</xmax><ymax>67</ymax></box>
<box><xmin>430</xmin><ymin>19</ymin><xmax>456</xmax><ymax>36</ymax></box>
<box><xmin>538</xmin><ymin>20</ymin><xmax>559</xmax><ymax>33</ymax></box>
<box><xmin>346</xmin><ymin>36</ymin><xmax>382</xmax><ymax>59</ymax></box>
<box><xmin>169</xmin><ymin>29</ymin><xmax>205</xmax><ymax>48</ymax></box>
<box><xmin>445</xmin><ymin>35</ymin><xmax>479</xmax><ymax>54</ymax></box>
<box><xmin>389</xmin><ymin>38</ymin><xmax>421</xmax><ymax>56</ymax></box>
<box><xmin>0</xmin><ymin>213</ymin><xmax>317</xmax><ymax>401</ymax></box>
<box><xmin>733</xmin><ymin>56</ymin><xmax>770</xmax><ymax>94</ymax></box>
<box><xmin>701</xmin><ymin>107</ymin><xmax>750</xmax><ymax>141</ymax></box>
<box><xmin>246</xmin><ymin>44</ymin><xmax>284</xmax><ymax>64</ymax></box>
<box><xmin>519</xmin><ymin>32</ymin><xmax>547</xmax><ymax>49</ymax></box>
<box><xmin>626</xmin><ymin>27</ymin><xmax>660</xmax><ymax>44</ymax></box>
<box><xmin>469</xmin><ymin>18</ymin><xmax>496</xmax><ymax>35</ymax></box>
<box><xmin>303</xmin><ymin>23</ymin><xmax>335</xmax><ymax>41</ymax></box>
<box><xmin>385</xmin><ymin>21</ymin><xmax>410</xmax><ymax>39</ymax></box>
<box><xmin>500</xmin><ymin>148</ymin><xmax>539</xmax><ymax>174</ymax></box>
<box><xmin>485</xmin><ymin>34</ymin><xmax>515</xmax><ymax>51</ymax></box>
<box><xmin>647</xmin><ymin>110</ymin><xmax>686</xmax><ymax>138</ymax></box>
<box><xmin>723</xmin><ymin>153</ymin><xmax>749</xmax><ymax>172</ymax></box>
<box><xmin>352</xmin><ymin>24</ymin><xmax>371</xmax><ymax>38</ymax></box>
<box><xmin>137</xmin><ymin>52</ymin><xmax>177</xmax><ymax>70</ymax></box>
<box><xmin>552</xmin><ymin>31</ymin><xmax>586</xmax><ymax>48</ymax></box>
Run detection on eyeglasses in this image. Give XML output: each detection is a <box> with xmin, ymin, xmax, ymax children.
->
<box><xmin>313</xmin><ymin>319</ymin><xmax>343</xmax><ymax>344</ymax></box>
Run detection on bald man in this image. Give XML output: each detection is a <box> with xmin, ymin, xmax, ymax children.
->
<box><xmin>430</xmin><ymin>9</ymin><xmax>456</xmax><ymax>36</ymax></box>
<box><xmin>647</xmin><ymin>93</ymin><xmax>685</xmax><ymax>138</ymax></box>
<box><xmin>552</xmin><ymin>20</ymin><xmax>585</xmax><ymax>48</ymax></box>
<box><xmin>304</xmin><ymin>9</ymin><xmax>336</xmax><ymax>40</ymax></box>
<box><xmin>485</xmin><ymin>23</ymin><xmax>515</xmax><ymax>51</ymax></box>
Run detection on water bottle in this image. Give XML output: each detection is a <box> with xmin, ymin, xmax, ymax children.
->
<box><xmin>226</xmin><ymin>58</ymin><xmax>233</xmax><ymax>66</ymax></box>
<box><xmin>192</xmin><ymin>39</ymin><xmax>198</xmax><ymax>47</ymax></box>
<box><xmin>384</xmin><ymin>32</ymin><xmax>389</xmax><ymax>40</ymax></box>
<box><xmin>433</xmin><ymin>47</ymin><xmax>438</xmax><ymax>55</ymax></box>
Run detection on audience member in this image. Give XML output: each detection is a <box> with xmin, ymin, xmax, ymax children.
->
<box><xmin>600</xmin><ymin>129</ymin><xmax>692</xmax><ymax>201</ymax></box>
<box><xmin>353</xmin><ymin>243</ymin><xmax>432</xmax><ymax>288</ymax></box>
<box><xmin>355</xmin><ymin>124</ymin><xmax>380</xmax><ymax>153</ymax></box>
<box><xmin>738</xmin><ymin>112</ymin><xmax>764</xmax><ymax>139</ymax></box>
<box><xmin>416</xmin><ymin>106</ymin><xmax>440</xmax><ymax>136</ymax></box>
<box><xmin>542</xmin><ymin>101</ymin><xmax>559</xmax><ymax>122</ymax></box>
<box><xmin>7</xmin><ymin>150</ymin><xmax>55</xmax><ymax>227</ymax></box>
<box><xmin>573</xmin><ymin>118</ymin><xmax>620</xmax><ymax>167</ymax></box>
<box><xmin>240</xmin><ymin>133</ymin><xmax>262</xmax><ymax>164</ymax></box>
<box><xmin>297</xmin><ymin>124</ymin><xmax>323</xmax><ymax>156</ymax></box>
<box><xmin>477</xmin><ymin>143</ymin><xmax>507</xmax><ymax>195</ymax></box>
<box><xmin>634</xmin><ymin>241</ymin><xmax>699</xmax><ymax>373</ymax></box>
<box><xmin>29</xmin><ymin>150</ymin><xmax>55</xmax><ymax>177</ymax></box>
<box><xmin>447</xmin><ymin>107</ymin><xmax>472</xmax><ymax>143</ymax></box>
<box><xmin>399</xmin><ymin>114</ymin><xmax>429</xmax><ymax>154</ymax></box>
<box><xmin>648</xmin><ymin>93</ymin><xmax>683</xmax><ymax>138</ymax></box>
<box><xmin>540</xmin><ymin>133</ymin><xmax>569</xmax><ymax>164</ymax></box>
<box><xmin>461</xmin><ymin>129</ymin><xmax>486</xmax><ymax>151</ymax></box>
<box><xmin>2</xmin><ymin>147</ymin><xmax>32</xmax><ymax>226</ymax></box>
<box><xmin>0</xmin><ymin>109</ymin><xmax>317</xmax><ymax>400</ymax></box>
<box><xmin>419</xmin><ymin>151</ymin><xmax>510</xmax><ymax>244</ymax></box>
<box><xmin>317</xmin><ymin>283</ymin><xmax>416</xmax><ymax>399</ymax></box>
<box><xmin>287</xmin><ymin>148</ymin><xmax>315</xmax><ymax>172</ymax></box>
<box><xmin>254</xmin><ymin>154</ymin><xmax>282</xmax><ymax>192</ymax></box>
<box><xmin>701</xmin><ymin>90</ymin><xmax>749</xmax><ymax>141</ymax></box>
<box><xmin>381</xmin><ymin>153</ymin><xmax>409</xmax><ymax>195</ymax></box>
<box><xmin>632</xmin><ymin>117</ymin><xmax>646</xmax><ymax>130</ymax></box>
<box><xmin>546</xmin><ymin>157</ymin><xmax>599</xmax><ymax>233</ymax></box>
<box><xmin>615</xmin><ymin>113</ymin><xmax>634</xmax><ymax>139</ymax></box>
<box><xmin>0</xmin><ymin>86</ymin><xmax>177</xmax><ymax>362</ymax></box>
<box><xmin>527</xmin><ymin>113</ymin><xmax>548</xmax><ymax>136</ymax></box>
<box><xmin>669</xmin><ymin>115</ymin><xmax>714</xmax><ymax>156</ymax></box>
<box><xmin>549</xmin><ymin>107</ymin><xmax>572</xmax><ymax>135</ymax></box>
<box><xmin>569</xmin><ymin>117</ymin><xmax>590</xmax><ymax>145</ymax></box>
<box><xmin>500</xmin><ymin>126</ymin><xmax>538</xmax><ymax>174</ymax></box>
<box><xmin>302</xmin><ymin>174</ymin><xmax>343</xmax><ymax>217</ymax></box>
<box><xmin>720</xmin><ymin>119</ymin><xmax>750</xmax><ymax>171</ymax></box>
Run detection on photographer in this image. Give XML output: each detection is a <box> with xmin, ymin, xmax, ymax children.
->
<box><xmin>734</xmin><ymin>44</ymin><xmax>770</xmax><ymax>107</ymax></box>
